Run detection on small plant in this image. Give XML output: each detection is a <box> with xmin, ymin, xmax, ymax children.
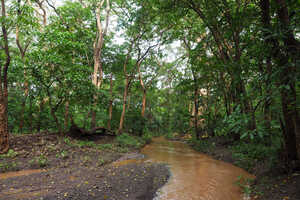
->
<box><xmin>30</xmin><ymin>154</ymin><xmax>48</xmax><ymax>168</ymax></box>
<box><xmin>56</xmin><ymin>150</ymin><xmax>69</xmax><ymax>159</ymax></box>
<box><xmin>165</xmin><ymin>132</ymin><xmax>174</xmax><ymax>139</ymax></box>
<box><xmin>116</xmin><ymin>133</ymin><xmax>141</xmax><ymax>148</ymax></box>
<box><xmin>230</xmin><ymin>142</ymin><xmax>278</xmax><ymax>171</ymax></box>
<box><xmin>141</xmin><ymin>132</ymin><xmax>152</xmax><ymax>144</ymax></box>
<box><xmin>0</xmin><ymin>149</ymin><xmax>18</xmax><ymax>158</ymax></box>
<box><xmin>0</xmin><ymin>162</ymin><xmax>17</xmax><ymax>172</ymax></box>
<box><xmin>116</xmin><ymin>146</ymin><xmax>129</xmax><ymax>153</ymax></box>
<box><xmin>76</xmin><ymin>140</ymin><xmax>96</xmax><ymax>148</ymax></box>
<box><xmin>64</xmin><ymin>137</ymin><xmax>73</xmax><ymax>146</ymax></box>
<box><xmin>98</xmin><ymin>143</ymin><xmax>114</xmax><ymax>151</ymax></box>
<box><xmin>82</xmin><ymin>155</ymin><xmax>91</xmax><ymax>164</ymax></box>
<box><xmin>98</xmin><ymin>158</ymin><xmax>105</xmax><ymax>166</ymax></box>
<box><xmin>235</xmin><ymin>175</ymin><xmax>254</xmax><ymax>196</ymax></box>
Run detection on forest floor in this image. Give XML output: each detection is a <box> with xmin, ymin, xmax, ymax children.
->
<box><xmin>0</xmin><ymin>132</ymin><xmax>169</xmax><ymax>200</ymax></box>
<box><xmin>184</xmin><ymin>135</ymin><xmax>300</xmax><ymax>200</ymax></box>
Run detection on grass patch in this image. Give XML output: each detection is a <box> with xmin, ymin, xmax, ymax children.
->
<box><xmin>98</xmin><ymin>143</ymin><xmax>114</xmax><ymax>151</ymax></box>
<box><xmin>116</xmin><ymin>133</ymin><xmax>142</xmax><ymax>148</ymax></box>
<box><xmin>76</xmin><ymin>140</ymin><xmax>97</xmax><ymax>148</ymax></box>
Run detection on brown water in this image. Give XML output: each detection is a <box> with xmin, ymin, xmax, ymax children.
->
<box><xmin>141</xmin><ymin>137</ymin><xmax>255</xmax><ymax>200</ymax></box>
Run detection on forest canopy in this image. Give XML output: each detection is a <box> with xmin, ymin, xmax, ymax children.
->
<box><xmin>0</xmin><ymin>0</ymin><xmax>299</xmax><ymax>166</ymax></box>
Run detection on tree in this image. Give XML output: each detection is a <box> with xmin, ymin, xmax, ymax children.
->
<box><xmin>91</xmin><ymin>0</ymin><xmax>111</xmax><ymax>128</ymax></box>
<box><xmin>0</xmin><ymin>0</ymin><xmax>11</xmax><ymax>154</ymax></box>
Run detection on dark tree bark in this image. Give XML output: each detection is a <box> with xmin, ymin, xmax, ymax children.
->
<box><xmin>0</xmin><ymin>0</ymin><xmax>11</xmax><ymax>154</ymax></box>
<box><xmin>260</xmin><ymin>0</ymin><xmax>300</xmax><ymax>160</ymax></box>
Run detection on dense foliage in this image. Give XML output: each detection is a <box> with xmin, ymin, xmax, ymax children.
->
<box><xmin>0</xmin><ymin>0</ymin><xmax>299</xmax><ymax>168</ymax></box>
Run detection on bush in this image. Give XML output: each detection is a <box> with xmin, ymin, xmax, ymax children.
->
<box><xmin>231</xmin><ymin>142</ymin><xmax>278</xmax><ymax>170</ymax></box>
<box><xmin>0</xmin><ymin>149</ymin><xmax>18</xmax><ymax>158</ymax></box>
<box><xmin>141</xmin><ymin>132</ymin><xmax>153</xmax><ymax>144</ymax></box>
<box><xmin>116</xmin><ymin>133</ymin><xmax>141</xmax><ymax>148</ymax></box>
<box><xmin>187</xmin><ymin>138</ymin><xmax>215</xmax><ymax>153</ymax></box>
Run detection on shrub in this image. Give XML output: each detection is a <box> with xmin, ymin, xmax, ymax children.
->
<box><xmin>187</xmin><ymin>138</ymin><xmax>215</xmax><ymax>153</ymax></box>
<box><xmin>0</xmin><ymin>149</ymin><xmax>18</xmax><ymax>158</ymax></box>
<box><xmin>231</xmin><ymin>142</ymin><xmax>278</xmax><ymax>170</ymax></box>
<box><xmin>116</xmin><ymin>133</ymin><xmax>141</xmax><ymax>148</ymax></box>
<box><xmin>141</xmin><ymin>132</ymin><xmax>153</xmax><ymax>144</ymax></box>
<box><xmin>30</xmin><ymin>154</ymin><xmax>48</xmax><ymax>168</ymax></box>
<box><xmin>98</xmin><ymin>143</ymin><xmax>114</xmax><ymax>151</ymax></box>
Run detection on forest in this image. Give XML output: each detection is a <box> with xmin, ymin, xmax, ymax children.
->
<box><xmin>0</xmin><ymin>0</ymin><xmax>299</xmax><ymax>200</ymax></box>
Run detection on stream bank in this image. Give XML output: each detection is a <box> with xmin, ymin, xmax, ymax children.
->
<box><xmin>0</xmin><ymin>132</ymin><xmax>169</xmax><ymax>200</ymax></box>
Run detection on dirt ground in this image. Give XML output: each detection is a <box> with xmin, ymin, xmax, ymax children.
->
<box><xmin>0</xmin><ymin>133</ymin><xmax>169</xmax><ymax>200</ymax></box>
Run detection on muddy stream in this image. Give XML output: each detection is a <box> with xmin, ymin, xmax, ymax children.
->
<box><xmin>140</xmin><ymin>137</ymin><xmax>255</xmax><ymax>200</ymax></box>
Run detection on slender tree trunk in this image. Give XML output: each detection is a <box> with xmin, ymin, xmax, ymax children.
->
<box><xmin>138</xmin><ymin>61</ymin><xmax>147</xmax><ymax>117</ymax></box>
<box><xmin>64</xmin><ymin>101</ymin><xmax>69</xmax><ymax>132</ymax></box>
<box><xmin>37</xmin><ymin>98</ymin><xmax>45</xmax><ymax>132</ymax></box>
<box><xmin>51</xmin><ymin>108</ymin><xmax>61</xmax><ymax>134</ymax></box>
<box><xmin>91</xmin><ymin>0</ymin><xmax>110</xmax><ymax>128</ymax></box>
<box><xmin>127</xmin><ymin>93</ymin><xmax>130</xmax><ymax>110</ymax></box>
<box><xmin>117</xmin><ymin>37</ymin><xmax>137</xmax><ymax>134</ymax></box>
<box><xmin>0</xmin><ymin>0</ymin><xmax>10</xmax><ymax>154</ymax></box>
<box><xmin>141</xmin><ymin>91</ymin><xmax>147</xmax><ymax>117</ymax></box>
<box><xmin>194</xmin><ymin>88</ymin><xmax>200</xmax><ymax>140</ymax></box>
<box><xmin>19</xmin><ymin>67</ymin><xmax>29</xmax><ymax>133</ymax></box>
<box><xmin>118</xmin><ymin>77</ymin><xmax>130</xmax><ymax>134</ymax></box>
<box><xmin>28</xmin><ymin>98</ymin><xmax>33</xmax><ymax>133</ymax></box>
<box><xmin>16</xmin><ymin>23</ymin><xmax>29</xmax><ymax>133</ymax></box>
<box><xmin>264</xmin><ymin>58</ymin><xmax>272</xmax><ymax>132</ymax></box>
<box><xmin>107</xmin><ymin>73</ymin><xmax>113</xmax><ymax>129</ymax></box>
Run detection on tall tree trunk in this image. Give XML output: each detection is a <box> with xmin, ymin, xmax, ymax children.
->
<box><xmin>117</xmin><ymin>37</ymin><xmax>137</xmax><ymax>134</ymax></box>
<box><xmin>194</xmin><ymin>88</ymin><xmax>200</xmax><ymax>140</ymax></box>
<box><xmin>275</xmin><ymin>0</ymin><xmax>300</xmax><ymax>160</ymax></box>
<box><xmin>138</xmin><ymin>61</ymin><xmax>147</xmax><ymax>118</ymax></box>
<box><xmin>264</xmin><ymin>58</ymin><xmax>272</xmax><ymax>132</ymax></box>
<box><xmin>16</xmin><ymin>2</ymin><xmax>30</xmax><ymax>133</ymax></box>
<box><xmin>107</xmin><ymin>73</ymin><xmax>113</xmax><ymax>129</ymax></box>
<box><xmin>118</xmin><ymin>77</ymin><xmax>130</xmax><ymax>134</ymax></box>
<box><xmin>0</xmin><ymin>0</ymin><xmax>10</xmax><ymax>154</ymax></box>
<box><xmin>260</xmin><ymin>0</ymin><xmax>300</xmax><ymax>160</ymax></box>
<box><xmin>28</xmin><ymin>97</ymin><xmax>33</xmax><ymax>133</ymax></box>
<box><xmin>64</xmin><ymin>101</ymin><xmax>69</xmax><ymax>132</ymax></box>
<box><xmin>37</xmin><ymin>98</ymin><xmax>45</xmax><ymax>132</ymax></box>
<box><xmin>91</xmin><ymin>0</ymin><xmax>110</xmax><ymax>128</ymax></box>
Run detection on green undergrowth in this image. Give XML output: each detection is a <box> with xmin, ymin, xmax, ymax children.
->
<box><xmin>116</xmin><ymin>132</ymin><xmax>153</xmax><ymax>148</ymax></box>
<box><xmin>0</xmin><ymin>149</ymin><xmax>18</xmax><ymax>159</ymax></box>
<box><xmin>187</xmin><ymin>137</ymin><xmax>216</xmax><ymax>153</ymax></box>
<box><xmin>230</xmin><ymin>141</ymin><xmax>279</xmax><ymax>171</ymax></box>
<box><xmin>61</xmin><ymin>132</ymin><xmax>153</xmax><ymax>153</ymax></box>
<box><xmin>186</xmin><ymin>135</ymin><xmax>280</xmax><ymax>173</ymax></box>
